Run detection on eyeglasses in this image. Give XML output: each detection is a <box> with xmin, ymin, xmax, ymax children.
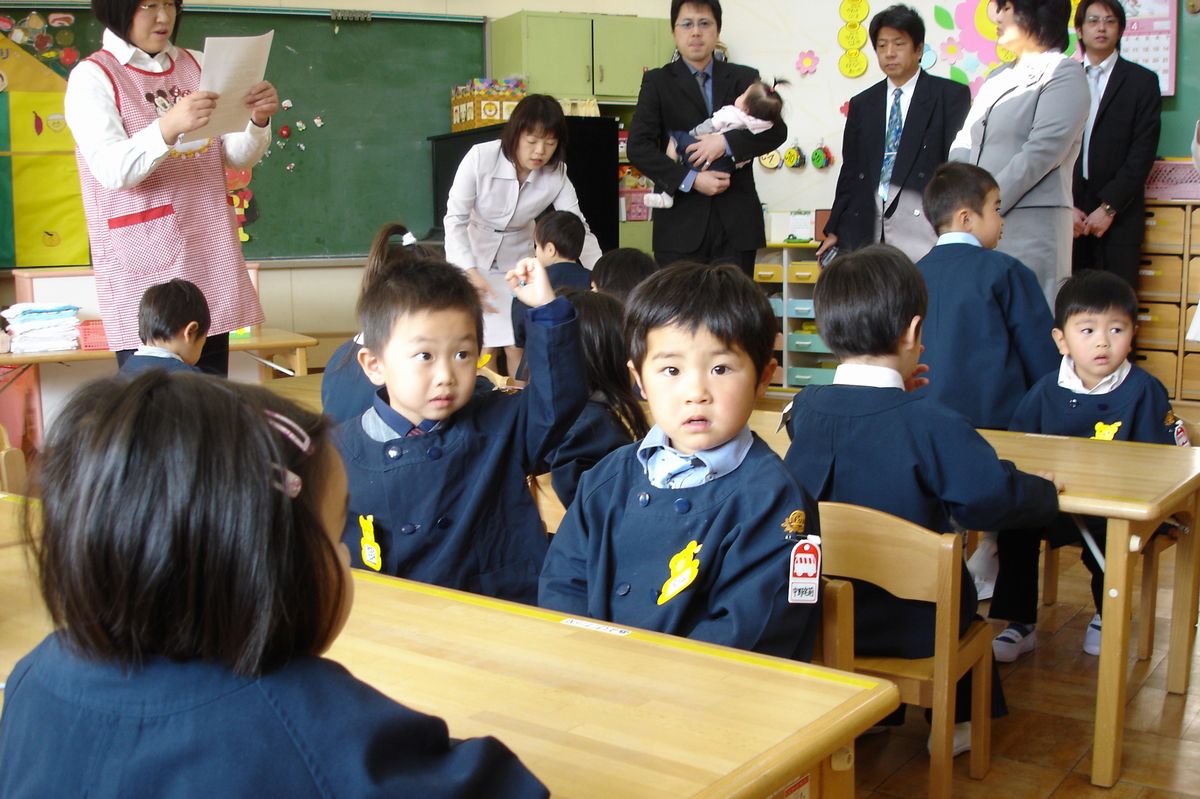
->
<box><xmin>1085</xmin><ymin>15</ymin><xmax>1119</xmax><ymax>25</ymax></box>
<box><xmin>674</xmin><ymin>18</ymin><xmax>715</xmax><ymax>31</ymax></box>
<box><xmin>137</xmin><ymin>2</ymin><xmax>179</xmax><ymax>14</ymax></box>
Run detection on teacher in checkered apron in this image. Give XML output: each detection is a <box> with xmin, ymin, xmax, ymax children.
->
<box><xmin>65</xmin><ymin>0</ymin><xmax>278</xmax><ymax>375</ymax></box>
<box><xmin>948</xmin><ymin>0</ymin><xmax>1089</xmax><ymax>306</ymax></box>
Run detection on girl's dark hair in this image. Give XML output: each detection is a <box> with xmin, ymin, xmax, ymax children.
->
<box><xmin>360</xmin><ymin>222</ymin><xmax>440</xmax><ymax>294</ymax></box>
<box><xmin>995</xmin><ymin>0</ymin><xmax>1072</xmax><ymax>52</ymax></box>
<box><xmin>500</xmin><ymin>94</ymin><xmax>568</xmax><ymax>169</ymax></box>
<box><xmin>567</xmin><ymin>289</ymin><xmax>649</xmax><ymax>438</ymax></box>
<box><xmin>1053</xmin><ymin>269</ymin><xmax>1137</xmax><ymax>328</ymax></box>
<box><xmin>625</xmin><ymin>261</ymin><xmax>776</xmax><ymax>378</ymax></box>
<box><xmin>591</xmin><ymin>248</ymin><xmax>657</xmax><ymax>305</ymax></box>
<box><xmin>869</xmin><ymin>4</ymin><xmax>926</xmax><ymax>48</ymax></box>
<box><xmin>93</xmin><ymin>0</ymin><xmax>183</xmax><ymax>48</ymax></box>
<box><xmin>137</xmin><ymin>278</ymin><xmax>211</xmax><ymax>343</ymax></box>
<box><xmin>744</xmin><ymin>78</ymin><xmax>790</xmax><ymax>124</ymax></box>
<box><xmin>28</xmin><ymin>372</ymin><xmax>345</xmax><ymax>677</ymax></box>
<box><xmin>814</xmin><ymin>244</ymin><xmax>927</xmax><ymax>359</ymax></box>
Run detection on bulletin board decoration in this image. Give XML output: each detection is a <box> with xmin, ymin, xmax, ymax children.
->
<box><xmin>1119</xmin><ymin>0</ymin><xmax>1177</xmax><ymax>96</ymax></box>
<box><xmin>837</xmin><ymin>0</ymin><xmax>869</xmax><ymax>79</ymax></box>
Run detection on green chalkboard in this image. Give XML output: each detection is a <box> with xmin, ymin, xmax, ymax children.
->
<box><xmin>2</xmin><ymin>7</ymin><xmax>484</xmax><ymax>259</ymax></box>
<box><xmin>1160</xmin><ymin>3</ymin><xmax>1199</xmax><ymax>158</ymax></box>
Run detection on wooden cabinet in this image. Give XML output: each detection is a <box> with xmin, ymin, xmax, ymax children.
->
<box><xmin>490</xmin><ymin>12</ymin><xmax>673</xmax><ymax>101</ymax></box>
<box><xmin>1139</xmin><ymin>202</ymin><xmax>1200</xmax><ymax>403</ymax></box>
<box><xmin>754</xmin><ymin>242</ymin><xmax>830</xmax><ymax>392</ymax></box>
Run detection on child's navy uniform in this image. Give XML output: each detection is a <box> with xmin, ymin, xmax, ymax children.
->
<box><xmin>0</xmin><ymin>633</ymin><xmax>547</xmax><ymax>798</ymax></box>
<box><xmin>538</xmin><ymin>398</ymin><xmax>633</xmax><ymax>507</ymax></box>
<box><xmin>992</xmin><ymin>364</ymin><xmax>1183</xmax><ymax>623</ymax></box>
<box><xmin>915</xmin><ymin>242</ymin><xmax>1058</xmax><ymax>428</ymax></box>
<box><xmin>336</xmin><ymin>298</ymin><xmax>585</xmax><ymax>604</ymax></box>
<box><xmin>539</xmin><ymin>436</ymin><xmax>821</xmax><ymax>660</ymax></box>
<box><xmin>510</xmin><ymin>261</ymin><xmax>592</xmax><ymax>349</ymax></box>
<box><xmin>784</xmin><ymin>384</ymin><xmax>1059</xmax><ymax>720</ymax></box>
<box><xmin>119</xmin><ymin>354</ymin><xmax>198</xmax><ymax>376</ymax></box>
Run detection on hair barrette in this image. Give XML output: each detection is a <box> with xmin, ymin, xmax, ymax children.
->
<box><xmin>265</xmin><ymin>409</ymin><xmax>313</xmax><ymax>455</ymax></box>
<box><xmin>272</xmin><ymin>464</ymin><xmax>303</xmax><ymax>498</ymax></box>
<box><xmin>401</xmin><ymin>231</ymin><xmax>418</xmax><ymax>247</ymax></box>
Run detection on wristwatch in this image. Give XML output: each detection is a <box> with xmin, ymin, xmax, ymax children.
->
<box><xmin>1101</xmin><ymin>202</ymin><xmax>1117</xmax><ymax>217</ymax></box>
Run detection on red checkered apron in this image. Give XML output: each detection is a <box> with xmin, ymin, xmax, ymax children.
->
<box><xmin>75</xmin><ymin>48</ymin><xmax>264</xmax><ymax>351</ymax></box>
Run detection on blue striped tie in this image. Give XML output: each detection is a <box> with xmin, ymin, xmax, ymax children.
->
<box><xmin>879</xmin><ymin>87</ymin><xmax>903</xmax><ymax>201</ymax></box>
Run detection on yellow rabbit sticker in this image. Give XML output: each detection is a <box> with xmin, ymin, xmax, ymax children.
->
<box><xmin>359</xmin><ymin>514</ymin><xmax>382</xmax><ymax>572</ymax></box>
<box><xmin>658</xmin><ymin>541</ymin><xmax>703</xmax><ymax>605</ymax></box>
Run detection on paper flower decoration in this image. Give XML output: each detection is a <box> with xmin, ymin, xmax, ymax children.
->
<box><xmin>840</xmin><ymin>100</ymin><xmax>850</xmax><ymax>118</ymax></box>
<box><xmin>940</xmin><ymin>36</ymin><xmax>963</xmax><ymax>65</ymax></box>
<box><xmin>795</xmin><ymin>50</ymin><xmax>819</xmax><ymax>76</ymax></box>
<box><xmin>953</xmin><ymin>0</ymin><xmax>1002</xmax><ymax>66</ymax></box>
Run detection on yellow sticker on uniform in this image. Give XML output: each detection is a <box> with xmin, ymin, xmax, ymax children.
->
<box><xmin>658</xmin><ymin>541</ymin><xmax>702</xmax><ymax>605</ymax></box>
<box><xmin>359</xmin><ymin>514</ymin><xmax>382</xmax><ymax>572</ymax></box>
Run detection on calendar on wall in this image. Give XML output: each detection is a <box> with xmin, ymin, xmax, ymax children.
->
<box><xmin>1120</xmin><ymin>0</ymin><xmax>1177</xmax><ymax>96</ymax></box>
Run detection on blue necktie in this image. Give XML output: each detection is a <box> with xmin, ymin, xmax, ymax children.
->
<box><xmin>879</xmin><ymin>87</ymin><xmax>903</xmax><ymax>201</ymax></box>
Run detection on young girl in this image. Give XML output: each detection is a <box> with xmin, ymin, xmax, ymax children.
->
<box><xmin>589</xmin><ymin>247</ymin><xmax>658</xmax><ymax>305</ymax></box>
<box><xmin>643</xmin><ymin>78</ymin><xmax>789</xmax><ymax>209</ymax></box>
<box><xmin>321</xmin><ymin>222</ymin><xmax>440</xmax><ymax>423</ymax></box>
<box><xmin>0</xmin><ymin>372</ymin><xmax>546</xmax><ymax>797</ymax></box>
<box><xmin>65</xmin><ymin>0</ymin><xmax>279</xmax><ymax>375</ymax></box>
<box><xmin>538</xmin><ymin>289</ymin><xmax>649</xmax><ymax>506</ymax></box>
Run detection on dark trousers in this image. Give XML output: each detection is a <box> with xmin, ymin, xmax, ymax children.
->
<box><xmin>991</xmin><ymin>517</ymin><xmax>1107</xmax><ymax>625</ymax></box>
<box><xmin>1072</xmin><ymin>233</ymin><xmax>1142</xmax><ymax>290</ymax></box>
<box><xmin>115</xmin><ymin>333</ymin><xmax>230</xmax><ymax>377</ymax></box>
<box><xmin>655</xmin><ymin>204</ymin><xmax>756</xmax><ymax>278</ymax></box>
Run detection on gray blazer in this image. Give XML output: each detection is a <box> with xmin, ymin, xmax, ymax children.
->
<box><xmin>949</xmin><ymin>52</ymin><xmax>1088</xmax><ymax>213</ymax></box>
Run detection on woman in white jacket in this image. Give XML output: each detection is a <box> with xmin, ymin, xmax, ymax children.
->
<box><xmin>444</xmin><ymin>94</ymin><xmax>601</xmax><ymax>372</ymax></box>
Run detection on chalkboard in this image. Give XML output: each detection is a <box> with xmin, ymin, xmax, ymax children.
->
<box><xmin>2</xmin><ymin>8</ymin><xmax>484</xmax><ymax>259</ymax></box>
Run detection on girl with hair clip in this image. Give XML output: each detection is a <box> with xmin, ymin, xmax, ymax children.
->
<box><xmin>0</xmin><ymin>372</ymin><xmax>547</xmax><ymax>796</ymax></box>
<box><xmin>644</xmin><ymin>77</ymin><xmax>790</xmax><ymax>210</ymax></box>
<box><xmin>321</xmin><ymin>222</ymin><xmax>440</xmax><ymax>423</ymax></box>
<box><xmin>536</xmin><ymin>289</ymin><xmax>650</xmax><ymax>507</ymax></box>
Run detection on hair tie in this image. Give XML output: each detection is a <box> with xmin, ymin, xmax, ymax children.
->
<box><xmin>265</xmin><ymin>410</ymin><xmax>312</xmax><ymax>498</ymax></box>
<box><xmin>401</xmin><ymin>231</ymin><xmax>417</xmax><ymax>247</ymax></box>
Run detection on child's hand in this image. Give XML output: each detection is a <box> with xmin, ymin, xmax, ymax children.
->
<box><xmin>904</xmin><ymin>363</ymin><xmax>930</xmax><ymax>392</ymax></box>
<box><xmin>506</xmin><ymin>257</ymin><xmax>556</xmax><ymax>308</ymax></box>
<box><xmin>1038</xmin><ymin>471</ymin><xmax>1065</xmax><ymax>493</ymax></box>
<box><xmin>244</xmin><ymin>80</ymin><xmax>280</xmax><ymax>127</ymax></box>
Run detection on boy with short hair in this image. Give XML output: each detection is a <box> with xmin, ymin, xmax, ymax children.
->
<box><xmin>991</xmin><ymin>270</ymin><xmax>1189</xmax><ymax>661</ymax></box>
<box><xmin>783</xmin><ymin>245</ymin><xmax>1060</xmax><ymax>751</ymax></box>
<box><xmin>539</xmin><ymin>262</ymin><xmax>821</xmax><ymax>660</ymax></box>
<box><xmin>119</xmin><ymin>278</ymin><xmax>209</xmax><ymax>376</ymax></box>
<box><xmin>337</xmin><ymin>254</ymin><xmax>586</xmax><ymax>604</ymax></box>
<box><xmin>509</xmin><ymin>211</ymin><xmax>592</xmax><ymax>359</ymax></box>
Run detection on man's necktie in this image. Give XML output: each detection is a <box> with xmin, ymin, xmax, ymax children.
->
<box><xmin>879</xmin><ymin>87</ymin><xmax>904</xmax><ymax>202</ymax></box>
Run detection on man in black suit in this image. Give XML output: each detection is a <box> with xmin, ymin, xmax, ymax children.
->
<box><xmin>1071</xmin><ymin>0</ymin><xmax>1161</xmax><ymax>288</ymax></box>
<box><xmin>627</xmin><ymin>0</ymin><xmax>786</xmax><ymax>275</ymax></box>
<box><xmin>818</xmin><ymin>4</ymin><xmax>970</xmax><ymax>265</ymax></box>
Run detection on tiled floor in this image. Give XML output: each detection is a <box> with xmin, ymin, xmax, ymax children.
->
<box><xmin>854</xmin><ymin>544</ymin><xmax>1200</xmax><ymax>798</ymax></box>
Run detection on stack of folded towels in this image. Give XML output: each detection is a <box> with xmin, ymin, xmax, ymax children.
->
<box><xmin>1</xmin><ymin>303</ymin><xmax>81</xmax><ymax>354</ymax></box>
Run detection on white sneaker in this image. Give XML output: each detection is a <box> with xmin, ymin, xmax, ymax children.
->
<box><xmin>927</xmin><ymin>721</ymin><xmax>972</xmax><ymax>757</ymax></box>
<box><xmin>642</xmin><ymin>192</ymin><xmax>674</xmax><ymax>209</ymax></box>
<box><xmin>992</xmin><ymin>623</ymin><xmax>1037</xmax><ymax>662</ymax></box>
<box><xmin>1083</xmin><ymin>613</ymin><xmax>1102</xmax><ymax>656</ymax></box>
<box><xmin>967</xmin><ymin>533</ymin><xmax>999</xmax><ymax>600</ymax></box>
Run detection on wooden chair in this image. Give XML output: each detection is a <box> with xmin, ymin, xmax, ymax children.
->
<box><xmin>528</xmin><ymin>473</ymin><xmax>566</xmax><ymax>534</ymax></box>
<box><xmin>813</xmin><ymin>576</ymin><xmax>855</xmax><ymax>672</ymax></box>
<box><xmin>0</xmin><ymin>423</ymin><xmax>27</xmax><ymax>495</ymax></box>
<box><xmin>819</xmin><ymin>502</ymin><xmax>993</xmax><ymax>799</ymax></box>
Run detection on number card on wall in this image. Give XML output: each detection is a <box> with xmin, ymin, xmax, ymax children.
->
<box><xmin>1120</xmin><ymin>0</ymin><xmax>1177</xmax><ymax>96</ymax></box>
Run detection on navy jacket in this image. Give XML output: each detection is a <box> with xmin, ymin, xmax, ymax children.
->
<box><xmin>119</xmin><ymin>354</ymin><xmax>198</xmax><ymax>376</ymax></box>
<box><xmin>510</xmin><ymin>261</ymin><xmax>592</xmax><ymax>349</ymax></box>
<box><xmin>336</xmin><ymin>301</ymin><xmax>586</xmax><ymax>604</ymax></box>
<box><xmin>538</xmin><ymin>399</ymin><xmax>632</xmax><ymax>508</ymax></box>
<box><xmin>915</xmin><ymin>243</ymin><xmax>1059</xmax><ymax>428</ymax></box>
<box><xmin>0</xmin><ymin>634</ymin><xmax>547</xmax><ymax>798</ymax></box>
<box><xmin>785</xmin><ymin>385</ymin><xmax>1058</xmax><ymax>657</ymax></box>
<box><xmin>1009</xmin><ymin>364</ymin><xmax>1179</xmax><ymax>445</ymax></box>
<box><xmin>540</xmin><ymin>436</ymin><xmax>821</xmax><ymax>661</ymax></box>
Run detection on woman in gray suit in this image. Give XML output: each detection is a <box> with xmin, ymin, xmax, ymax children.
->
<box><xmin>950</xmin><ymin>0</ymin><xmax>1088</xmax><ymax>303</ymax></box>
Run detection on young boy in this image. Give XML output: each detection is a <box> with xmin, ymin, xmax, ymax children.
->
<box><xmin>337</xmin><ymin>254</ymin><xmax>586</xmax><ymax>604</ymax></box>
<box><xmin>990</xmin><ymin>270</ymin><xmax>1189</xmax><ymax>661</ymax></box>
<box><xmin>783</xmin><ymin>245</ymin><xmax>1060</xmax><ymax>751</ymax></box>
<box><xmin>118</xmin><ymin>279</ymin><xmax>209</xmax><ymax>376</ymax></box>
<box><xmin>916</xmin><ymin>162</ymin><xmax>1060</xmax><ymax>598</ymax></box>
<box><xmin>539</xmin><ymin>262</ymin><xmax>821</xmax><ymax>660</ymax></box>
<box><xmin>509</xmin><ymin>211</ymin><xmax>593</xmax><ymax>364</ymax></box>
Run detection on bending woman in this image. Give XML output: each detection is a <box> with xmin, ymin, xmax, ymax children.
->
<box><xmin>444</xmin><ymin>94</ymin><xmax>601</xmax><ymax>372</ymax></box>
<box><xmin>949</xmin><ymin>0</ymin><xmax>1088</xmax><ymax>304</ymax></box>
<box><xmin>65</xmin><ymin>0</ymin><xmax>277</xmax><ymax>375</ymax></box>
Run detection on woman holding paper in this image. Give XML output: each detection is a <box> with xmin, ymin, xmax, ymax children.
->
<box><xmin>64</xmin><ymin>0</ymin><xmax>278</xmax><ymax>375</ymax></box>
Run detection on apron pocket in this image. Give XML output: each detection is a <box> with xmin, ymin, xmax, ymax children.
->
<box><xmin>107</xmin><ymin>204</ymin><xmax>183</xmax><ymax>276</ymax></box>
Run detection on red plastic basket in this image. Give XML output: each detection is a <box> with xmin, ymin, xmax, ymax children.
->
<box><xmin>77</xmin><ymin>320</ymin><xmax>109</xmax><ymax>351</ymax></box>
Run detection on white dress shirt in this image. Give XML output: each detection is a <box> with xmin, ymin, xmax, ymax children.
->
<box><xmin>64</xmin><ymin>29</ymin><xmax>270</xmax><ymax>192</ymax></box>
<box><xmin>1056</xmin><ymin>355</ymin><xmax>1131</xmax><ymax>395</ymax></box>
<box><xmin>883</xmin><ymin>70</ymin><xmax>920</xmax><ymax>142</ymax></box>
<box><xmin>832</xmin><ymin>362</ymin><xmax>906</xmax><ymax>389</ymax></box>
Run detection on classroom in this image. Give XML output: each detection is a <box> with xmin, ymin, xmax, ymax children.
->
<box><xmin>2</xmin><ymin>0</ymin><xmax>1200</xmax><ymax>796</ymax></box>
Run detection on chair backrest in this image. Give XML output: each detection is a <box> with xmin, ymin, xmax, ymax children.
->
<box><xmin>818</xmin><ymin>501</ymin><xmax>963</xmax><ymax>669</ymax></box>
<box><xmin>815</xmin><ymin>576</ymin><xmax>855</xmax><ymax>671</ymax></box>
<box><xmin>528</xmin><ymin>473</ymin><xmax>566</xmax><ymax>534</ymax></box>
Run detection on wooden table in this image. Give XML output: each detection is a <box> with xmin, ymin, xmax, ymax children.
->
<box><xmin>750</xmin><ymin>407</ymin><xmax>1200</xmax><ymax>787</ymax></box>
<box><xmin>0</xmin><ymin>532</ymin><xmax>898</xmax><ymax>797</ymax></box>
<box><xmin>264</xmin><ymin>372</ymin><xmax>323</xmax><ymax>413</ymax></box>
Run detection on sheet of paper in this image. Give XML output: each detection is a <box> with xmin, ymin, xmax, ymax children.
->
<box><xmin>181</xmin><ymin>30</ymin><xmax>274</xmax><ymax>143</ymax></box>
